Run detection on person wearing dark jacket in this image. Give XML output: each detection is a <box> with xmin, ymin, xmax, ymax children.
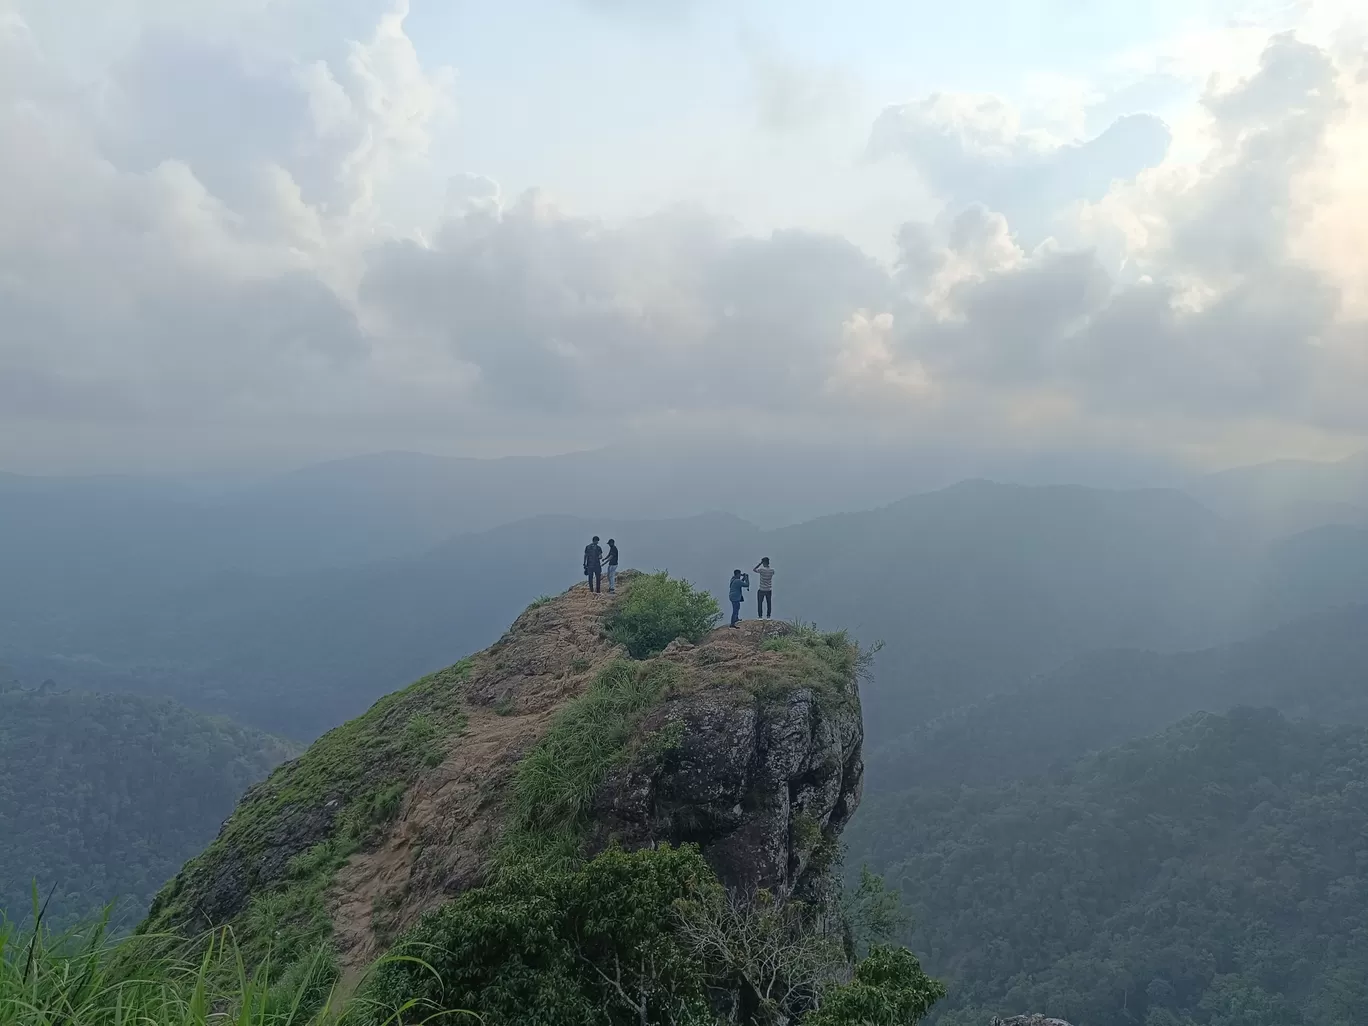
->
<box><xmin>583</xmin><ymin>536</ymin><xmax>603</xmax><ymax>594</ymax></box>
<box><xmin>727</xmin><ymin>569</ymin><xmax>749</xmax><ymax>627</ymax></box>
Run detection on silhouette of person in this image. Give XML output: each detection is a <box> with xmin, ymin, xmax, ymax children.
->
<box><xmin>584</xmin><ymin>536</ymin><xmax>603</xmax><ymax>594</ymax></box>
<box><xmin>728</xmin><ymin>569</ymin><xmax>749</xmax><ymax>627</ymax></box>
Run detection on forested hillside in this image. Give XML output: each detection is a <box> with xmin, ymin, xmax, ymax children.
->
<box><xmin>868</xmin><ymin>602</ymin><xmax>1368</xmax><ymax>787</ymax></box>
<box><xmin>0</xmin><ymin>686</ymin><xmax>296</xmax><ymax>927</ymax></box>
<box><xmin>846</xmin><ymin>708</ymin><xmax>1368</xmax><ymax>1026</ymax></box>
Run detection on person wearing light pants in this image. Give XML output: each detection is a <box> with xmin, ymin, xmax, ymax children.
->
<box><xmin>604</xmin><ymin>538</ymin><xmax>619</xmax><ymax>593</ymax></box>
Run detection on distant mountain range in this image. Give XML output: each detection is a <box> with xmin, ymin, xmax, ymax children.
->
<box><xmin>7</xmin><ymin>471</ymin><xmax>1368</xmax><ymax>742</ymax></box>
<box><xmin>867</xmin><ymin>601</ymin><xmax>1368</xmax><ymax>789</ymax></box>
<box><xmin>1187</xmin><ymin>449</ymin><xmax>1368</xmax><ymax>537</ymax></box>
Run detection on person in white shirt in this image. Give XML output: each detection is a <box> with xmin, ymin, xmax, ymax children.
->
<box><xmin>752</xmin><ymin>557</ymin><xmax>774</xmax><ymax>619</ymax></box>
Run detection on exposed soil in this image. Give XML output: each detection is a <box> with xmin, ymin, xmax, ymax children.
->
<box><xmin>327</xmin><ymin>580</ymin><xmax>624</xmax><ymax>971</ymax></box>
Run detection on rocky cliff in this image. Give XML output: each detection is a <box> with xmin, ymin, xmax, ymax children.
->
<box><xmin>144</xmin><ymin>572</ymin><xmax>864</xmax><ymax>974</ymax></box>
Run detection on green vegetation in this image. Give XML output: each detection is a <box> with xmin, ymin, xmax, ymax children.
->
<box><xmin>370</xmin><ymin>844</ymin><xmax>715</xmax><ymax>1025</ymax></box>
<box><xmin>0</xmin><ymin>913</ymin><xmax>409</xmax><ymax>1026</ymax></box>
<box><xmin>498</xmin><ymin>659</ymin><xmax>679</xmax><ymax>870</ymax></box>
<box><xmin>526</xmin><ymin>595</ymin><xmax>556</xmax><ymax>612</ymax></box>
<box><xmin>145</xmin><ymin>660</ymin><xmax>472</xmax><ymax>967</ymax></box>
<box><xmin>369</xmin><ymin>844</ymin><xmax>942</xmax><ymax>1026</ymax></box>
<box><xmin>873</xmin><ymin>601</ymin><xmax>1368</xmax><ymax>789</ymax></box>
<box><xmin>606</xmin><ymin>573</ymin><xmax>720</xmax><ymax>658</ymax></box>
<box><xmin>808</xmin><ymin>947</ymin><xmax>947</xmax><ymax>1026</ymax></box>
<box><xmin>0</xmin><ymin>689</ymin><xmax>294</xmax><ymax>929</ymax></box>
<box><xmin>756</xmin><ymin>623</ymin><xmax>869</xmax><ymax>703</ymax></box>
<box><xmin>846</xmin><ymin>708</ymin><xmax>1368</xmax><ymax>1026</ymax></box>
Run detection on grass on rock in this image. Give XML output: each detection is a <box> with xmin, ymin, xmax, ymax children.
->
<box><xmin>145</xmin><ymin>660</ymin><xmax>473</xmax><ymax>967</ymax></box>
<box><xmin>496</xmin><ymin>659</ymin><xmax>680</xmax><ymax>872</ymax></box>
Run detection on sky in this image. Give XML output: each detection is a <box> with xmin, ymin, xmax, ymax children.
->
<box><xmin>2</xmin><ymin>0</ymin><xmax>1366</xmax><ymax>473</ymax></box>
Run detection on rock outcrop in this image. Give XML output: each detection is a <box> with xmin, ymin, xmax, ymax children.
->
<box><xmin>144</xmin><ymin>574</ymin><xmax>864</xmax><ymax>974</ymax></box>
<box><xmin>991</xmin><ymin>1017</ymin><xmax>1076</xmax><ymax>1026</ymax></box>
<box><xmin>592</xmin><ymin>620</ymin><xmax>862</xmax><ymax>903</ymax></box>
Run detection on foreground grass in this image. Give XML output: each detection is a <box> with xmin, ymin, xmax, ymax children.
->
<box><xmin>0</xmin><ymin>910</ymin><xmax>445</xmax><ymax>1026</ymax></box>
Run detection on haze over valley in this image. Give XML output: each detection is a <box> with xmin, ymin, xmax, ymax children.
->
<box><xmin>4</xmin><ymin>0</ymin><xmax>1368</xmax><ymax>1023</ymax></box>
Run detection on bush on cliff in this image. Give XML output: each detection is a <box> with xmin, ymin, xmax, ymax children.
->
<box><xmin>367</xmin><ymin>844</ymin><xmax>942</xmax><ymax>1026</ymax></box>
<box><xmin>607</xmin><ymin>573</ymin><xmax>720</xmax><ymax>658</ymax></box>
<box><xmin>368</xmin><ymin>844</ymin><xmax>716</xmax><ymax>1025</ymax></box>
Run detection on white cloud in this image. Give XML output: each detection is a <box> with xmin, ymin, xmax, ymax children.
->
<box><xmin>826</xmin><ymin>310</ymin><xmax>936</xmax><ymax>405</ymax></box>
<box><xmin>869</xmin><ymin>91</ymin><xmax>1172</xmax><ymax>245</ymax></box>
<box><xmin>1</xmin><ymin>0</ymin><xmax>1367</xmax><ymax>473</ymax></box>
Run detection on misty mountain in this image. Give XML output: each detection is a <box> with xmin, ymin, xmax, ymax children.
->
<box><xmin>845</xmin><ymin>707</ymin><xmax>1368</xmax><ymax>1026</ymax></box>
<box><xmin>0</xmin><ymin>442</ymin><xmax>1177</xmax><ymax>628</ymax></box>
<box><xmin>1187</xmin><ymin>450</ymin><xmax>1368</xmax><ymax>538</ymax></box>
<box><xmin>9</xmin><ymin>479</ymin><xmax>1368</xmax><ymax>742</ymax></box>
<box><xmin>867</xmin><ymin>601</ymin><xmax>1368</xmax><ymax>789</ymax></box>
<box><xmin>0</xmin><ymin>683</ymin><xmax>295</xmax><ymax>928</ymax></box>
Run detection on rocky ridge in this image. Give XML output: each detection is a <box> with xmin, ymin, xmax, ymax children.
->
<box><xmin>144</xmin><ymin>572</ymin><xmax>864</xmax><ymax>973</ymax></box>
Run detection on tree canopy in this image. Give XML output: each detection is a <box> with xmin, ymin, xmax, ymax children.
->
<box><xmin>847</xmin><ymin>708</ymin><xmax>1368</xmax><ymax>1026</ymax></box>
<box><xmin>0</xmin><ymin>688</ymin><xmax>294</xmax><ymax>928</ymax></box>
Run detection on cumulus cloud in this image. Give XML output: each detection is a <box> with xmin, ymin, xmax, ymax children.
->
<box><xmin>869</xmin><ymin>32</ymin><xmax>1365</xmax><ymax>437</ymax></box>
<box><xmin>869</xmin><ymin>92</ymin><xmax>1172</xmax><ymax>244</ymax></box>
<box><xmin>358</xmin><ymin>196</ymin><xmax>894</xmax><ymax>418</ymax></box>
<box><xmin>1</xmin><ymin>0</ymin><xmax>1366</xmax><ymax>471</ymax></box>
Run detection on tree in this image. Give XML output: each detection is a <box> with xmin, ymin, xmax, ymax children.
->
<box><xmin>806</xmin><ymin>946</ymin><xmax>946</xmax><ymax>1026</ymax></box>
<box><xmin>674</xmin><ymin>887</ymin><xmax>849</xmax><ymax>1023</ymax></box>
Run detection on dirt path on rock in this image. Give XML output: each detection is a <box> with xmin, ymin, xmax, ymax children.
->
<box><xmin>327</xmin><ymin>583</ymin><xmax>624</xmax><ymax>974</ymax></box>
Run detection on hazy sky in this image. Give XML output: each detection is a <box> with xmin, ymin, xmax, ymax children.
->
<box><xmin>2</xmin><ymin>0</ymin><xmax>1366</xmax><ymax>472</ymax></box>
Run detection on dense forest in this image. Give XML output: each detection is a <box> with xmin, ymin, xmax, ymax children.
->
<box><xmin>867</xmin><ymin>602</ymin><xmax>1368</xmax><ymax>788</ymax></box>
<box><xmin>0</xmin><ymin>684</ymin><xmax>295</xmax><ymax>927</ymax></box>
<box><xmin>846</xmin><ymin>708</ymin><xmax>1368</xmax><ymax>1026</ymax></box>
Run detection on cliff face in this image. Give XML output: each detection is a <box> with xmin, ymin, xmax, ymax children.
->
<box><xmin>591</xmin><ymin>623</ymin><xmax>863</xmax><ymax>903</ymax></box>
<box><xmin>145</xmin><ymin>573</ymin><xmax>864</xmax><ymax>973</ymax></box>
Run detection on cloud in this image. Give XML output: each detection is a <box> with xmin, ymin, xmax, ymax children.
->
<box><xmin>357</xmin><ymin>196</ymin><xmax>895</xmax><ymax>419</ymax></box>
<box><xmin>869</xmin><ymin>92</ymin><xmax>1172</xmax><ymax>243</ymax></box>
<box><xmin>91</xmin><ymin>0</ymin><xmax>452</xmax><ymax>223</ymax></box>
<box><xmin>2</xmin><ymin>0</ymin><xmax>1367</xmax><ymax>472</ymax></box>
<box><xmin>0</xmin><ymin>1</ymin><xmax>456</xmax><ymax>466</ymax></box>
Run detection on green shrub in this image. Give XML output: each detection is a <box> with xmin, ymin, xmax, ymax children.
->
<box><xmin>806</xmin><ymin>945</ymin><xmax>945</xmax><ymax>1026</ymax></box>
<box><xmin>368</xmin><ymin>845</ymin><xmax>715</xmax><ymax>1026</ymax></box>
<box><xmin>606</xmin><ymin>573</ymin><xmax>720</xmax><ymax>658</ymax></box>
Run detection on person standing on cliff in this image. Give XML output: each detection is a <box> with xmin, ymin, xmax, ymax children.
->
<box><xmin>583</xmin><ymin>536</ymin><xmax>603</xmax><ymax>594</ymax></box>
<box><xmin>753</xmin><ymin>557</ymin><xmax>774</xmax><ymax>619</ymax></box>
<box><xmin>728</xmin><ymin>569</ymin><xmax>749</xmax><ymax>627</ymax></box>
<box><xmin>604</xmin><ymin>538</ymin><xmax>620</xmax><ymax>593</ymax></box>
